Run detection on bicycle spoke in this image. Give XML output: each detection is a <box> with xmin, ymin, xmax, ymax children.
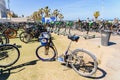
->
<box><xmin>0</xmin><ymin>44</ymin><xmax>20</xmax><ymax>67</ymax></box>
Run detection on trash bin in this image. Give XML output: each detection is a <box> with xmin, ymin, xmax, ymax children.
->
<box><xmin>101</xmin><ymin>30</ymin><xmax>112</xmax><ymax>46</ymax></box>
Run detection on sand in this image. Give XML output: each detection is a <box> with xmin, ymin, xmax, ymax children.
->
<box><xmin>0</xmin><ymin>32</ymin><xmax>120</xmax><ymax>80</ymax></box>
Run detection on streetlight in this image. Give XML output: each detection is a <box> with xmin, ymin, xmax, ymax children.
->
<box><xmin>7</xmin><ymin>0</ymin><xmax>11</xmax><ymax>20</ymax></box>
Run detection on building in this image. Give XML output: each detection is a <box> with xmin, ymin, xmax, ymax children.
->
<box><xmin>0</xmin><ymin>0</ymin><xmax>7</xmax><ymax>18</ymax></box>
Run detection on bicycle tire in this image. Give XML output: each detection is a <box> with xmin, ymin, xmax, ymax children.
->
<box><xmin>0</xmin><ymin>44</ymin><xmax>20</xmax><ymax>67</ymax></box>
<box><xmin>70</xmin><ymin>49</ymin><xmax>98</xmax><ymax>77</ymax></box>
<box><xmin>0</xmin><ymin>34</ymin><xmax>9</xmax><ymax>45</ymax></box>
<box><xmin>3</xmin><ymin>28</ymin><xmax>17</xmax><ymax>39</ymax></box>
<box><xmin>19</xmin><ymin>32</ymin><xmax>32</xmax><ymax>43</ymax></box>
<box><xmin>36</xmin><ymin>45</ymin><xmax>56</xmax><ymax>61</ymax></box>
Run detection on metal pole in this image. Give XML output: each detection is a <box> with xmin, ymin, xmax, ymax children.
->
<box><xmin>101</xmin><ymin>0</ymin><xmax>104</xmax><ymax>19</ymax></box>
<box><xmin>8</xmin><ymin>0</ymin><xmax>11</xmax><ymax>20</ymax></box>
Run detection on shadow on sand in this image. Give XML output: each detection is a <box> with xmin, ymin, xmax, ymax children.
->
<box><xmin>108</xmin><ymin>42</ymin><xmax>116</xmax><ymax>46</ymax></box>
<box><xmin>61</xmin><ymin>63</ymin><xmax>107</xmax><ymax>79</ymax></box>
<box><xmin>87</xmin><ymin>67</ymin><xmax>107</xmax><ymax>79</ymax></box>
<box><xmin>0</xmin><ymin>60</ymin><xmax>107</xmax><ymax>80</ymax></box>
<box><xmin>0</xmin><ymin>59</ymin><xmax>39</xmax><ymax>80</ymax></box>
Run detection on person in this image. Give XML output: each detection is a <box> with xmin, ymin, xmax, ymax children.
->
<box><xmin>76</xmin><ymin>18</ymin><xmax>81</xmax><ymax>30</ymax></box>
<box><xmin>116</xmin><ymin>23</ymin><xmax>120</xmax><ymax>33</ymax></box>
<box><xmin>111</xmin><ymin>18</ymin><xmax>119</xmax><ymax>31</ymax></box>
<box><xmin>86</xmin><ymin>17</ymin><xmax>90</xmax><ymax>23</ymax></box>
<box><xmin>78</xmin><ymin>18</ymin><xmax>81</xmax><ymax>23</ymax></box>
<box><xmin>113</xmin><ymin>18</ymin><xmax>119</xmax><ymax>24</ymax></box>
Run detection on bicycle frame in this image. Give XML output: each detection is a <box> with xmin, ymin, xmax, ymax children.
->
<box><xmin>47</xmin><ymin>34</ymin><xmax>75</xmax><ymax>63</ymax></box>
<box><xmin>64</xmin><ymin>41</ymin><xmax>72</xmax><ymax>55</ymax></box>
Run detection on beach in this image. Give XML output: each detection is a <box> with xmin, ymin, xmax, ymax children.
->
<box><xmin>0</xmin><ymin>32</ymin><xmax>120</xmax><ymax>80</ymax></box>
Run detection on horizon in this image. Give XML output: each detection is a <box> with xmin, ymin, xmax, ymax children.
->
<box><xmin>5</xmin><ymin>0</ymin><xmax>120</xmax><ymax>20</ymax></box>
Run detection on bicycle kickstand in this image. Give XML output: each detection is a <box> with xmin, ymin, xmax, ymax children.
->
<box><xmin>63</xmin><ymin>62</ymin><xmax>70</xmax><ymax>71</ymax></box>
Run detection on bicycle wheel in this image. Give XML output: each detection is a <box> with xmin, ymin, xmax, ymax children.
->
<box><xmin>36</xmin><ymin>45</ymin><xmax>56</xmax><ymax>61</ymax></box>
<box><xmin>19</xmin><ymin>32</ymin><xmax>32</xmax><ymax>43</ymax></box>
<box><xmin>3</xmin><ymin>28</ymin><xmax>17</xmax><ymax>39</ymax></box>
<box><xmin>0</xmin><ymin>34</ymin><xmax>9</xmax><ymax>45</ymax></box>
<box><xmin>70</xmin><ymin>49</ymin><xmax>98</xmax><ymax>77</ymax></box>
<box><xmin>0</xmin><ymin>44</ymin><xmax>20</xmax><ymax>67</ymax></box>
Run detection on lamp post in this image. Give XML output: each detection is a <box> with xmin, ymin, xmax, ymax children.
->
<box><xmin>101</xmin><ymin>0</ymin><xmax>104</xmax><ymax>19</ymax></box>
<box><xmin>7</xmin><ymin>0</ymin><xmax>11</xmax><ymax>20</ymax></box>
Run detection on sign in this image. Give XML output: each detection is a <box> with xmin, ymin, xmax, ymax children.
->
<box><xmin>42</xmin><ymin>17</ymin><xmax>56</xmax><ymax>23</ymax></box>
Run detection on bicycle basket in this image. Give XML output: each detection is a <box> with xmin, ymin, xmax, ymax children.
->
<box><xmin>39</xmin><ymin>37</ymin><xmax>48</xmax><ymax>46</ymax></box>
<box><xmin>39</xmin><ymin>32</ymin><xmax>50</xmax><ymax>46</ymax></box>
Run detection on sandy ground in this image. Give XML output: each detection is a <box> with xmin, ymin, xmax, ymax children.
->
<box><xmin>0</xmin><ymin>32</ymin><xmax>120</xmax><ymax>80</ymax></box>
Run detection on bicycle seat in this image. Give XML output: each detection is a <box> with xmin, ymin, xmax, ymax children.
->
<box><xmin>68</xmin><ymin>35</ymin><xmax>79</xmax><ymax>42</ymax></box>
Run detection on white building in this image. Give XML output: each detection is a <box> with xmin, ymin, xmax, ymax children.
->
<box><xmin>0</xmin><ymin>0</ymin><xmax>7</xmax><ymax>18</ymax></box>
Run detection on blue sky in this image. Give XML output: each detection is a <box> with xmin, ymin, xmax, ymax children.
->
<box><xmin>5</xmin><ymin>0</ymin><xmax>120</xmax><ymax>20</ymax></box>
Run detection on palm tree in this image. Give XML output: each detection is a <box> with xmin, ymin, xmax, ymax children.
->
<box><xmin>32</xmin><ymin>11</ymin><xmax>38</xmax><ymax>21</ymax></box>
<box><xmin>43</xmin><ymin>6</ymin><xmax>50</xmax><ymax>17</ymax></box>
<box><xmin>58</xmin><ymin>13</ymin><xmax>64</xmax><ymax>21</ymax></box>
<box><xmin>7</xmin><ymin>11</ymin><xmax>13</xmax><ymax>18</ymax></box>
<box><xmin>31</xmin><ymin>6</ymin><xmax>64</xmax><ymax>22</ymax></box>
<box><xmin>52</xmin><ymin>9</ymin><xmax>60</xmax><ymax>21</ymax></box>
<box><xmin>38</xmin><ymin>8</ymin><xmax>44</xmax><ymax>17</ymax></box>
<box><xmin>93</xmin><ymin>11</ymin><xmax>100</xmax><ymax>22</ymax></box>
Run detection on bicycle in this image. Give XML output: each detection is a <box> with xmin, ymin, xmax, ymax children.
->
<box><xmin>0</xmin><ymin>23</ymin><xmax>18</xmax><ymax>39</ymax></box>
<box><xmin>0</xmin><ymin>44</ymin><xmax>20</xmax><ymax>67</ymax></box>
<box><xmin>35</xmin><ymin>32</ymin><xmax>98</xmax><ymax>77</ymax></box>
<box><xmin>19</xmin><ymin>23</ymin><xmax>47</xmax><ymax>43</ymax></box>
<box><xmin>0</xmin><ymin>34</ymin><xmax>9</xmax><ymax>45</ymax></box>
